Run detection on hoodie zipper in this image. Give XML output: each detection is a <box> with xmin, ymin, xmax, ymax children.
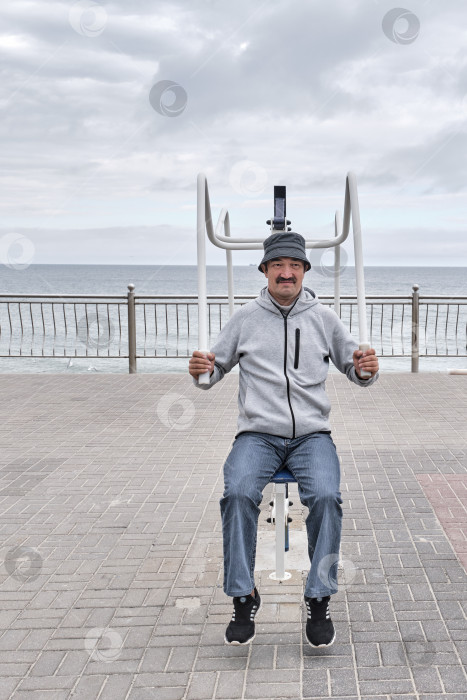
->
<box><xmin>294</xmin><ymin>328</ymin><xmax>300</xmax><ymax>369</ymax></box>
<box><xmin>283</xmin><ymin>316</ymin><xmax>296</xmax><ymax>438</ymax></box>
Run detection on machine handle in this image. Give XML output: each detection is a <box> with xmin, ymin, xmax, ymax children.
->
<box><xmin>198</xmin><ymin>352</ymin><xmax>211</xmax><ymax>385</ymax></box>
<box><xmin>358</xmin><ymin>342</ymin><xmax>371</xmax><ymax>378</ymax></box>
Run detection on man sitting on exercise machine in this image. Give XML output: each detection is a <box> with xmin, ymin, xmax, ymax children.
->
<box><xmin>189</xmin><ymin>230</ymin><xmax>379</xmax><ymax>647</ymax></box>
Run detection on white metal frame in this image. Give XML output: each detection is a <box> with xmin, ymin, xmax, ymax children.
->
<box><xmin>197</xmin><ymin>171</ymin><xmax>371</xmax><ymax>384</ymax></box>
<box><xmin>269</xmin><ymin>478</ymin><xmax>344</xmax><ymax>582</ymax></box>
<box><xmin>196</xmin><ymin>172</ymin><xmax>370</xmax><ymax>578</ymax></box>
<box><xmin>269</xmin><ymin>482</ymin><xmax>292</xmax><ymax>581</ymax></box>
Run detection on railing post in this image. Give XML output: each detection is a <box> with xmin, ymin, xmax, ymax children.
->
<box><xmin>127</xmin><ymin>283</ymin><xmax>137</xmax><ymax>374</ymax></box>
<box><xmin>411</xmin><ymin>284</ymin><xmax>419</xmax><ymax>373</ymax></box>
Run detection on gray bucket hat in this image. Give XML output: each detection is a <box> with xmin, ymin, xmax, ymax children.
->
<box><xmin>258</xmin><ymin>231</ymin><xmax>311</xmax><ymax>272</ymax></box>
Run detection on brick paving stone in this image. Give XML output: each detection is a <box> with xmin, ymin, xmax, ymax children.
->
<box><xmin>166</xmin><ymin>646</ymin><xmax>198</xmax><ymax>673</ymax></box>
<box><xmin>15</xmin><ymin>676</ymin><xmax>76</xmax><ymax>691</ymax></box>
<box><xmin>330</xmin><ymin>667</ymin><xmax>358</xmax><ymax>696</ymax></box>
<box><xmin>98</xmin><ymin>673</ymin><xmax>134</xmax><ymax>700</ymax></box>
<box><xmin>215</xmin><ymin>670</ymin><xmax>245</xmax><ymax>698</ymax></box>
<box><xmin>53</xmin><ymin>650</ymin><xmax>89</xmax><ymax>676</ymax></box>
<box><xmin>248</xmin><ymin>644</ymin><xmax>275</xmax><ymax>669</ymax></box>
<box><xmin>244</xmin><ymin>682</ymin><xmax>300</xmax><ymax>698</ymax></box>
<box><xmin>359</xmin><ymin>679</ymin><xmax>416</xmax><ymax>694</ymax></box>
<box><xmin>197</xmin><ymin>646</ymin><xmax>249</xmax><ymax>659</ymax></box>
<box><xmin>303</xmin><ymin>654</ymin><xmax>354</xmax><ymax>669</ymax></box>
<box><xmin>28</xmin><ymin>650</ymin><xmax>66</xmax><ymax>677</ymax></box>
<box><xmin>301</xmin><ymin>668</ymin><xmax>328</xmax><ymax>697</ymax></box>
<box><xmin>353</xmin><ymin>642</ymin><xmax>380</xmax><ymax>666</ymax></box>
<box><xmin>195</xmin><ymin>655</ymin><xmax>247</xmax><ymax>672</ymax></box>
<box><xmin>437</xmin><ymin>664</ymin><xmax>467</xmax><ymax>693</ymax></box>
<box><xmin>0</xmin><ymin>679</ymin><xmax>20</xmax><ymax>700</ymax></box>
<box><xmin>66</xmin><ymin>674</ymin><xmax>106</xmax><ymax>698</ymax></box>
<box><xmin>417</xmin><ymin>474</ymin><xmax>467</xmax><ymax>570</ymax></box>
<box><xmin>0</xmin><ymin>630</ymin><xmax>29</xmax><ymax>650</ymax></box>
<box><xmin>9</xmin><ymin>692</ymin><xmax>68</xmax><ymax>700</ymax></box>
<box><xmin>0</xmin><ymin>374</ymin><xmax>466</xmax><ymax>699</ymax></box>
<box><xmin>0</xmin><ymin>652</ymin><xmax>36</xmax><ymax>666</ymax></box>
<box><xmin>411</xmin><ymin>665</ymin><xmax>444</xmax><ymax>694</ymax></box>
<box><xmin>186</xmin><ymin>671</ymin><xmax>217</xmax><ymax>699</ymax></box>
<box><xmin>418</xmin><ymin>696</ymin><xmax>467</xmax><ymax>700</ymax></box>
<box><xmin>130</xmin><ymin>687</ymin><xmax>186</xmax><ymax>700</ymax></box>
<box><xmin>358</xmin><ymin>666</ymin><xmax>411</xmax><ymax>681</ymax></box>
<box><xmin>276</xmin><ymin>644</ymin><xmax>301</xmax><ymax>669</ymax></box>
<box><xmin>136</xmin><ymin>671</ymin><xmax>190</xmax><ymax>689</ymax></box>
<box><xmin>245</xmin><ymin>669</ymin><xmax>297</xmax><ymax>685</ymax></box>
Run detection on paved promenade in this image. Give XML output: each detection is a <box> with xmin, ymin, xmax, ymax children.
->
<box><xmin>0</xmin><ymin>372</ymin><xmax>466</xmax><ymax>700</ymax></box>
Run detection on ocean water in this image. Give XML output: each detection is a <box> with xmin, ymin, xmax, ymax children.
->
<box><xmin>0</xmin><ymin>265</ymin><xmax>466</xmax><ymax>374</ymax></box>
<box><xmin>1</xmin><ymin>263</ymin><xmax>466</xmax><ymax>297</ymax></box>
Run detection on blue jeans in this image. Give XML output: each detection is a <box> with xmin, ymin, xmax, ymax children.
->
<box><xmin>220</xmin><ymin>431</ymin><xmax>343</xmax><ymax>598</ymax></box>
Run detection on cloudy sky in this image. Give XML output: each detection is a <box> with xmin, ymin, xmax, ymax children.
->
<box><xmin>1</xmin><ymin>0</ymin><xmax>467</xmax><ymax>266</ymax></box>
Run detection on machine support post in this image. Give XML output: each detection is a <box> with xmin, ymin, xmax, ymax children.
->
<box><xmin>348</xmin><ymin>173</ymin><xmax>371</xmax><ymax>377</ymax></box>
<box><xmin>197</xmin><ymin>175</ymin><xmax>210</xmax><ymax>384</ymax></box>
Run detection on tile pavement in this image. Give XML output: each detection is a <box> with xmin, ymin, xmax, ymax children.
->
<box><xmin>0</xmin><ymin>372</ymin><xmax>466</xmax><ymax>699</ymax></box>
<box><xmin>416</xmin><ymin>475</ymin><xmax>467</xmax><ymax>571</ymax></box>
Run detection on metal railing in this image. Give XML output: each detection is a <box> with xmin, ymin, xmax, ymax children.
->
<box><xmin>0</xmin><ymin>285</ymin><xmax>466</xmax><ymax>372</ymax></box>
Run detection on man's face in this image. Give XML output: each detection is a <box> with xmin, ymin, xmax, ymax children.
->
<box><xmin>261</xmin><ymin>257</ymin><xmax>306</xmax><ymax>304</ymax></box>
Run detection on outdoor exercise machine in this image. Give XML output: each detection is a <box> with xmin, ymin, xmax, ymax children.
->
<box><xmin>196</xmin><ymin>172</ymin><xmax>371</xmax><ymax>579</ymax></box>
<box><xmin>266</xmin><ymin>466</ymin><xmax>296</xmax><ymax>581</ymax></box>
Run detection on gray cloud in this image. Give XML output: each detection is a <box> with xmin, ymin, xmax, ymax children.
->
<box><xmin>0</xmin><ymin>0</ymin><xmax>466</xmax><ymax>264</ymax></box>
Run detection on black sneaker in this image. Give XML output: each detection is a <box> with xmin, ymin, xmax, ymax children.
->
<box><xmin>304</xmin><ymin>595</ymin><xmax>336</xmax><ymax>647</ymax></box>
<box><xmin>224</xmin><ymin>588</ymin><xmax>261</xmax><ymax>645</ymax></box>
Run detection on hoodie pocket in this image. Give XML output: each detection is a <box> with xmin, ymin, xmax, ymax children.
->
<box><xmin>294</xmin><ymin>328</ymin><xmax>300</xmax><ymax>369</ymax></box>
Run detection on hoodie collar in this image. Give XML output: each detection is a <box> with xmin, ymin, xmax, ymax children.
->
<box><xmin>256</xmin><ymin>285</ymin><xmax>319</xmax><ymax>317</ymax></box>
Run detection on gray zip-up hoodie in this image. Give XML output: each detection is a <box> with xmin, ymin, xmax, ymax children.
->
<box><xmin>193</xmin><ymin>286</ymin><xmax>379</xmax><ymax>438</ymax></box>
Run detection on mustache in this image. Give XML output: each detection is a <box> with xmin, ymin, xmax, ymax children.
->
<box><xmin>276</xmin><ymin>277</ymin><xmax>296</xmax><ymax>283</ymax></box>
